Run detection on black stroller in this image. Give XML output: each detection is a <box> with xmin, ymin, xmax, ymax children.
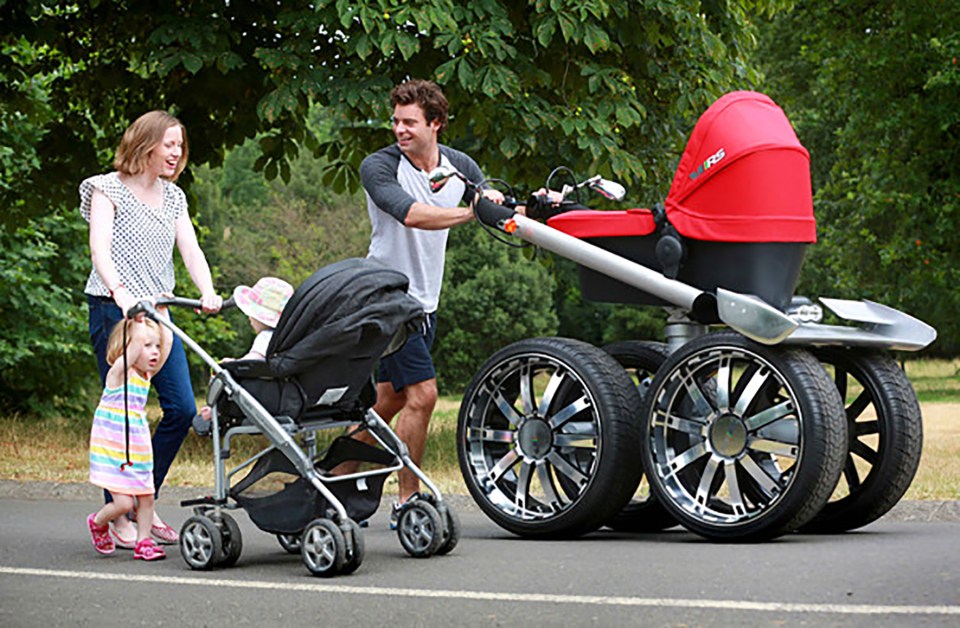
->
<box><xmin>137</xmin><ymin>258</ymin><xmax>460</xmax><ymax>577</ymax></box>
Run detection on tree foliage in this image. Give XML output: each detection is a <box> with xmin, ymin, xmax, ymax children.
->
<box><xmin>760</xmin><ymin>2</ymin><xmax>960</xmax><ymax>353</ymax></box>
<box><xmin>2</xmin><ymin>0</ymin><xmax>789</xmax><ymax>226</ymax></box>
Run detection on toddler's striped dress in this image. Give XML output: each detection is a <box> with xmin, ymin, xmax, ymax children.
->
<box><xmin>89</xmin><ymin>372</ymin><xmax>154</xmax><ymax>496</ymax></box>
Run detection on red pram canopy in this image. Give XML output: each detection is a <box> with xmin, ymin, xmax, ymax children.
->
<box><xmin>665</xmin><ymin>91</ymin><xmax>815</xmax><ymax>243</ymax></box>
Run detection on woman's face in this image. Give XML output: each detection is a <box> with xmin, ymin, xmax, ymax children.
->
<box><xmin>147</xmin><ymin>125</ymin><xmax>184</xmax><ymax>178</ymax></box>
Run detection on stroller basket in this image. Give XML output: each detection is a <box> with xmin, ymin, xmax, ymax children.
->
<box><xmin>230</xmin><ymin>437</ymin><xmax>395</xmax><ymax>535</ymax></box>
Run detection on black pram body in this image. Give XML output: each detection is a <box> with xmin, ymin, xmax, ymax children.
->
<box><xmin>218</xmin><ymin>257</ymin><xmax>424</xmax><ymax>424</ymax></box>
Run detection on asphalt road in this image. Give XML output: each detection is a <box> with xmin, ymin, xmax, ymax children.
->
<box><xmin>1</xmin><ymin>487</ymin><xmax>958</xmax><ymax>627</ymax></box>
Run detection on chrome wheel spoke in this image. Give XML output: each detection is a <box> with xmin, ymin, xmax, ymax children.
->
<box><xmin>667</xmin><ymin>441</ymin><xmax>709</xmax><ymax>473</ymax></box>
<box><xmin>547</xmin><ymin>395</ymin><xmax>590</xmax><ymax>430</ymax></box>
<box><xmin>536</xmin><ymin>462</ymin><xmax>562</xmax><ymax>508</ymax></box>
<box><xmin>546</xmin><ymin>451</ymin><xmax>588</xmax><ymax>488</ymax></box>
<box><xmin>519</xmin><ymin>364</ymin><xmax>536</xmax><ymax>416</ymax></box>
<box><xmin>744</xmin><ymin>400</ymin><xmax>794</xmax><ymax>431</ymax></box>
<box><xmin>493</xmin><ymin>392</ymin><xmax>523</xmax><ymax>428</ymax></box>
<box><xmin>739</xmin><ymin>454</ymin><xmax>780</xmax><ymax>498</ymax></box>
<box><xmin>715</xmin><ymin>357</ymin><xmax>732</xmax><ymax>411</ymax></box>
<box><xmin>725</xmin><ymin>461</ymin><xmax>747</xmax><ymax>515</ymax></box>
<box><xmin>554</xmin><ymin>431</ymin><xmax>597</xmax><ymax>449</ymax></box>
<box><xmin>470</xmin><ymin>427</ymin><xmax>515</xmax><ymax>444</ymax></box>
<box><xmin>537</xmin><ymin>369</ymin><xmax>565</xmax><ymax>417</ymax></box>
<box><xmin>515</xmin><ymin>461</ymin><xmax>534</xmax><ymax>510</ymax></box>
<box><xmin>695</xmin><ymin>456</ymin><xmax>721</xmax><ymax>506</ymax></box>
<box><xmin>733</xmin><ymin>367</ymin><xmax>770</xmax><ymax>416</ymax></box>
<box><xmin>748</xmin><ymin>437</ymin><xmax>799</xmax><ymax>458</ymax></box>
<box><xmin>487</xmin><ymin>449</ymin><xmax>520</xmax><ymax>483</ymax></box>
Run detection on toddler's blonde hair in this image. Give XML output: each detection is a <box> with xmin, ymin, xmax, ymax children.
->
<box><xmin>106</xmin><ymin>318</ymin><xmax>163</xmax><ymax>366</ymax></box>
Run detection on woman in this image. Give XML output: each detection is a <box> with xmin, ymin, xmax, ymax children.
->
<box><xmin>80</xmin><ymin>111</ymin><xmax>222</xmax><ymax>548</ymax></box>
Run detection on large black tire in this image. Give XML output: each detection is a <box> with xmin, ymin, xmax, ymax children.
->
<box><xmin>458</xmin><ymin>337</ymin><xmax>643</xmax><ymax>538</ymax></box>
<box><xmin>601</xmin><ymin>341</ymin><xmax>678</xmax><ymax>533</ymax></box>
<box><xmin>801</xmin><ymin>349</ymin><xmax>923</xmax><ymax>533</ymax></box>
<box><xmin>640</xmin><ymin>332</ymin><xmax>847</xmax><ymax>542</ymax></box>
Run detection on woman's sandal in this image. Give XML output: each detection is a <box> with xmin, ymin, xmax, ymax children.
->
<box><xmin>151</xmin><ymin>521</ymin><xmax>180</xmax><ymax>545</ymax></box>
<box><xmin>133</xmin><ymin>538</ymin><xmax>166</xmax><ymax>561</ymax></box>
<box><xmin>109</xmin><ymin>519</ymin><xmax>137</xmax><ymax>550</ymax></box>
<box><xmin>87</xmin><ymin>514</ymin><xmax>115</xmax><ymax>555</ymax></box>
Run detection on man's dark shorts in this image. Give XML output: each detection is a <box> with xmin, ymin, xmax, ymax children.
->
<box><xmin>378</xmin><ymin>311</ymin><xmax>437</xmax><ymax>392</ymax></box>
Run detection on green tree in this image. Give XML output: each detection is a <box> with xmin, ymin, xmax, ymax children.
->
<box><xmin>759</xmin><ymin>2</ymin><xmax>960</xmax><ymax>354</ymax></box>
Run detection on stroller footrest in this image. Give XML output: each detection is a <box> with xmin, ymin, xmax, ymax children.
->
<box><xmin>180</xmin><ymin>496</ymin><xmax>225</xmax><ymax>508</ymax></box>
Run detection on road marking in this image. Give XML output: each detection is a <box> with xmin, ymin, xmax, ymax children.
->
<box><xmin>2</xmin><ymin>566</ymin><xmax>958</xmax><ymax>616</ymax></box>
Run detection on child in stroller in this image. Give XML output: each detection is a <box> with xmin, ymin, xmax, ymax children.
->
<box><xmin>132</xmin><ymin>258</ymin><xmax>460</xmax><ymax>576</ymax></box>
<box><xmin>193</xmin><ymin>276</ymin><xmax>294</xmax><ymax>436</ymax></box>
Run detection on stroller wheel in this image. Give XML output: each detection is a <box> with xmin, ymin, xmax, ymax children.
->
<box><xmin>602</xmin><ymin>341</ymin><xmax>678</xmax><ymax>533</ymax></box>
<box><xmin>436</xmin><ymin>503</ymin><xmax>461</xmax><ymax>556</ymax></box>
<box><xmin>340</xmin><ymin>519</ymin><xmax>365</xmax><ymax>575</ymax></box>
<box><xmin>215</xmin><ymin>513</ymin><xmax>242</xmax><ymax>567</ymax></box>
<box><xmin>301</xmin><ymin>518</ymin><xmax>347</xmax><ymax>577</ymax></box>
<box><xmin>397</xmin><ymin>500</ymin><xmax>443</xmax><ymax>558</ymax></box>
<box><xmin>277</xmin><ymin>533</ymin><xmax>301</xmax><ymax>554</ymax></box>
<box><xmin>180</xmin><ymin>515</ymin><xmax>223</xmax><ymax>570</ymax></box>
<box><xmin>801</xmin><ymin>349</ymin><xmax>923</xmax><ymax>533</ymax></box>
<box><xmin>458</xmin><ymin>337</ymin><xmax>643</xmax><ymax>538</ymax></box>
<box><xmin>641</xmin><ymin>331</ymin><xmax>847</xmax><ymax>541</ymax></box>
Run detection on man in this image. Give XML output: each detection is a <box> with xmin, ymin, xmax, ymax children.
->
<box><xmin>359</xmin><ymin>79</ymin><xmax>502</xmax><ymax>523</ymax></box>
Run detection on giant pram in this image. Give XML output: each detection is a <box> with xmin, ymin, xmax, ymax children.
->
<box><xmin>138</xmin><ymin>258</ymin><xmax>460</xmax><ymax>577</ymax></box>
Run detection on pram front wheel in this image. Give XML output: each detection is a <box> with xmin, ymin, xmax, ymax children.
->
<box><xmin>301</xmin><ymin>518</ymin><xmax>347</xmax><ymax>577</ymax></box>
<box><xmin>215</xmin><ymin>512</ymin><xmax>243</xmax><ymax>567</ymax></box>
<box><xmin>458</xmin><ymin>337</ymin><xmax>643</xmax><ymax>538</ymax></box>
<box><xmin>436</xmin><ymin>503</ymin><xmax>461</xmax><ymax>556</ymax></box>
<box><xmin>640</xmin><ymin>332</ymin><xmax>847</xmax><ymax>541</ymax></box>
<box><xmin>340</xmin><ymin>519</ymin><xmax>365</xmax><ymax>575</ymax></box>
<box><xmin>801</xmin><ymin>349</ymin><xmax>923</xmax><ymax>533</ymax></box>
<box><xmin>602</xmin><ymin>341</ymin><xmax>678</xmax><ymax>533</ymax></box>
<box><xmin>180</xmin><ymin>515</ymin><xmax>224</xmax><ymax>570</ymax></box>
<box><xmin>277</xmin><ymin>533</ymin><xmax>301</xmax><ymax>554</ymax></box>
<box><xmin>397</xmin><ymin>499</ymin><xmax>444</xmax><ymax>558</ymax></box>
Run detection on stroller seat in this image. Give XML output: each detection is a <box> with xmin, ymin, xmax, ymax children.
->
<box><xmin>214</xmin><ymin>258</ymin><xmax>423</xmax><ymax>425</ymax></box>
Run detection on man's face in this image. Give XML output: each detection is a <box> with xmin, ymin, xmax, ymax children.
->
<box><xmin>392</xmin><ymin>103</ymin><xmax>439</xmax><ymax>157</ymax></box>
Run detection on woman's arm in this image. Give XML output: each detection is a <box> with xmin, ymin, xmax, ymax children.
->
<box><xmin>154</xmin><ymin>304</ymin><xmax>174</xmax><ymax>371</ymax></box>
<box><xmin>88</xmin><ymin>190</ymin><xmax>139</xmax><ymax>314</ymax></box>
<box><xmin>174</xmin><ymin>210</ymin><xmax>222</xmax><ymax>313</ymax></box>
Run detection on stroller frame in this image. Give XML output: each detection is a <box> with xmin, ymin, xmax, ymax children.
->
<box><xmin>137</xmin><ymin>290</ymin><xmax>458</xmax><ymax>577</ymax></box>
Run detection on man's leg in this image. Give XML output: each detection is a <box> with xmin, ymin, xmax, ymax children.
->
<box><xmin>392</xmin><ymin>377</ymin><xmax>437</xmax><ymax>503</ymax></box>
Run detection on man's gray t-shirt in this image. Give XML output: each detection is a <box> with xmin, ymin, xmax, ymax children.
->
<box><xmin>360</xmin><ymin>144</ymin><xmax>484</xmax><ymax>313</ymax></box>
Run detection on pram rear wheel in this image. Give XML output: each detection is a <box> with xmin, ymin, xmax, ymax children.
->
<box><xmin>458</xmin><ymin>337</ymin><xmax>643</xmax><ymax>538</ymax></box>
<box><xmin>641</xmin><ymin>332</ymin><xmax>847</xmax><ymax>541</ymax></box>
<box><xmin>215</xmin><ymin>513</ymin><xmax>242</xmax><ymax>567</ymax></box>
<box><xmin>801</xmin><ymin>349</ymin><xmax>923</xmax><ymax>533</ymax></box>
<box><xmin>277</xmin><ymin>533</ymin><xmax>301</xmax><ymax>554</ymax></box>
<box><xmin>180</xmin><ymin>515</ymin><xmax>224</xmax><ymax>570</ymax></box>
<box><xmin>301</xmin><ymin>518</ymin><xmax>347</xmax><ymax>577</ymax></box>
<box><xmin>602</xmin><ymin>341</ymin><xmax>678</xmax><ymax>533</ymax></box>
<box><xmin>340</xmin><ymin>519</ymin><xmax>365</xmax><ymax>575</ymax></box>
<box><xmin>397</xmin><ymin>499</ymin><xmax>444</xmax><ymax>558</ymax></box>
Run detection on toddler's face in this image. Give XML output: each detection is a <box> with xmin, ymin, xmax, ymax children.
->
<box><xmin>135</xmin><ymin>330</ymin><xmax>163</xmax><ymax>374</ymax></box>
<box><xmin>250</xmin><ymin>317</ymin><xmax>269</xmax><ymax>334</ymax></box>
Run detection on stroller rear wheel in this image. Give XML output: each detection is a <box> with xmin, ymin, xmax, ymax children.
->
<box><xmin>180</xmin><ymin>515</ymin><xmax>224</xmax><ymax>570</ymax></box>
<box><xmin>458</xmin><ymin>337</ymin><xmax>643</xmax><ymax>538</ymax></box>
<box><xmin>801</xmin><ymin>349</ymin><xmax>923</xmax><ymax>533</ymax></box>
<box><xmin>641</xmin><ymin>332</ymin><xmax>847</xmax><ymax>541</ymax></box>
<box><xmin>602</xmin><ymin>340</ymin><xmax>678</xmax><ymax>533</ymax></box>
<box><xmin>301</xmin><ymin>518</ymin><xmax>347</xmax><ymax>577</ymax></box>
<box><xmin>397</xmin><ymin>499</ymin><xmax>444</xmax><ymax>558</ymax></box>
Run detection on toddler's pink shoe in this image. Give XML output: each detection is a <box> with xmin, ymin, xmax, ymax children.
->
<box><xmin>134</xmin><ymin>538</ymin><xmax>166</xmax><ymax>561</ymax></box>
<box><xmin>87</xmin><ymin>513</ymin><xmax>115</xmax><ymax>555</ymax></box>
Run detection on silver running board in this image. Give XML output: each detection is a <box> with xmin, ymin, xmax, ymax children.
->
<box><xmin>782</xmin><ymin>298</ymin><xmax>937</xmax><ymax>351</ymax></box>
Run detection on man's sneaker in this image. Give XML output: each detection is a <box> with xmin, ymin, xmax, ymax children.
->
<box><xmin>388</xmin><ymin>502</ymin><xmax>403</xmax><ymax>530</ymax></box>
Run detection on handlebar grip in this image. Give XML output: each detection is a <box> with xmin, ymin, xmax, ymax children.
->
<box><xmin>474</xmin><ymin>196</ymin><xmax>516</xmax><ymax>229</ymax></box>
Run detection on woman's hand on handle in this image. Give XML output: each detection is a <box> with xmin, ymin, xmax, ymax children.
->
<box><xmin>199</xmin><ymin>292</ymin><xmax>223</xmax><ymax>314</ymax></box>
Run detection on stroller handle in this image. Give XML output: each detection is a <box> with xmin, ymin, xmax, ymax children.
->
<box><xmin>125</xmin><ymin>295</ymin><xmax>236</xmax><ymax>319</ymax></box>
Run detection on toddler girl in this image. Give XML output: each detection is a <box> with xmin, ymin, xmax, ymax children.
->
<box><xmin>87</xmin><ymin>312</ymin><xmax>173</xmax><ymax>560</ymax></box>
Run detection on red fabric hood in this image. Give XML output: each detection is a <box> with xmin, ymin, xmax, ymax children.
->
<box><xmin>665</xmin><ymin>91</ymin><xmax>816</xmax><ymax>243</ymax></box>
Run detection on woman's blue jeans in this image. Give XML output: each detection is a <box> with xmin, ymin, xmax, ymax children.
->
<box><xmin>87</xmin><ymin>295</ymin><xmax>197</xmax><ymax>503</ymax></box>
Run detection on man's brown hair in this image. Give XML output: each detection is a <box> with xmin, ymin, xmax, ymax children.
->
<box><xmin>391</xmin><ymin>79</ymin><xmax>448</xmax><ymax>134</ymax></box>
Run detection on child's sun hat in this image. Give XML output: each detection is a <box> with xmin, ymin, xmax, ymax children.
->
<box><xmin>233</xmin><ymin>277</ymin><xmax>294</xmax><ymax>327</ymax></box>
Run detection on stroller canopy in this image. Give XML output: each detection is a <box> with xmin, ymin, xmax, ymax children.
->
<box><xmin>665</xmin><ymin>91</ymin><xmax>816</xmax><ymax>243</ymax></box>
<box><xmin>267</xmin><ymin>258</ymin><xmax>423</xmax><ymax>379</ymax></box>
